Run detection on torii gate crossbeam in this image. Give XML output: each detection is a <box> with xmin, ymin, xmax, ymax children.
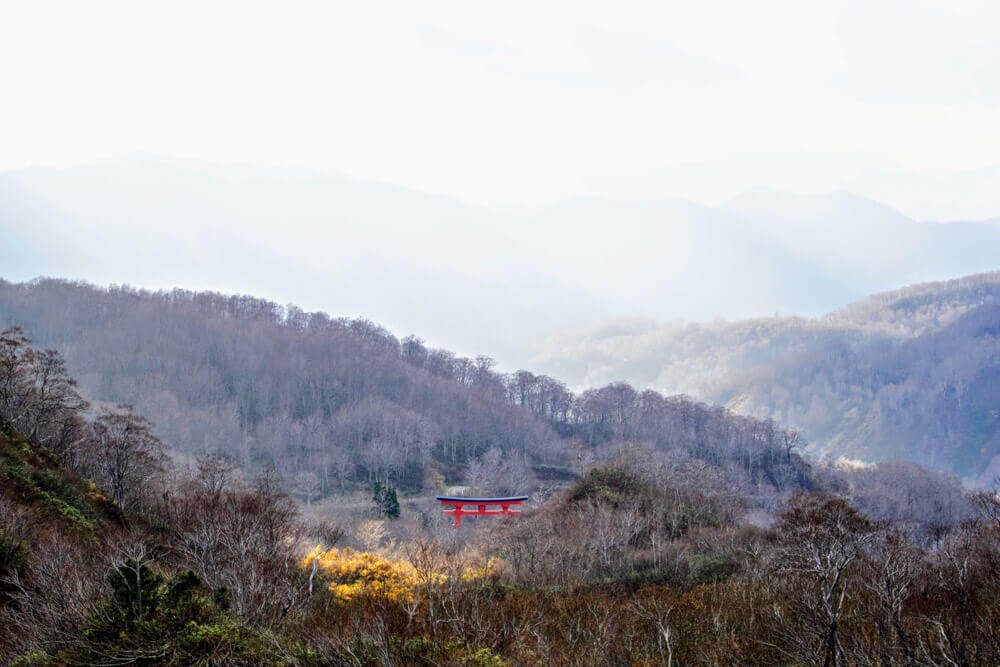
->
<box><xmin>435</xmin><ymin>495</ymin><xmax>528</xmax><ymax>527</ymax></box>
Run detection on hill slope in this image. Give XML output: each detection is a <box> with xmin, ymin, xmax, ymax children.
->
<box><xmin>0</xmin><ymin>278</ymin><xmax>812</xmax><ymax>499</ymax></box>
<box><xmin>532</xmin><ymin>271</ymin><xmax>1000</xmax><ymax>480</ymax></box>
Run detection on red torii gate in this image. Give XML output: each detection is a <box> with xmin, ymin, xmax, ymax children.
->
<box><xmin>435</xmin><ymin>495</ymin><xmax>528</xmax><ymax>528</ymax></box>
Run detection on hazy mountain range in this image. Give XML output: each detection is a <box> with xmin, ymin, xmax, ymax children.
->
<box><xmin>5</xmin><ymin>157</ymin><xmax>1000</xmax><ymax>481</ymax></box>
<box><xmin>4</xmin><ymin>157</ymin><xmax>1000</xmax><ymax>370</ymax></box>
<box><xmin>532</xmin><ymin>271</ymin><xmax>1000</xmax><ymax>482</ymax></box>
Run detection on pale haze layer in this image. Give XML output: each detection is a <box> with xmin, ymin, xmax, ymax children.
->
<box><xmin>4</xmin><ymin>158</ymin><xmax>1000</xmax><ymax>371</ymax></box>
<box><xmin>2</xmin><ymin>1</ymin><xmax>1000</xmax><ymax>368</ymax></box>
<box><xmin>2</xmin><ymin>0</ymin><xmax>999</xmax><ymax>218</ymax></box>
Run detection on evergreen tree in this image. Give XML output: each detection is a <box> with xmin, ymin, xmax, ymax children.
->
<box><xmin>385</xmin><ymin>485</ymin><xmax>399</xmax><ymax>519</ymax></box>
<box><xmin>372</xmin><ymin>481</ymin><xmax>400</xmax><ymax>519</ymax></box>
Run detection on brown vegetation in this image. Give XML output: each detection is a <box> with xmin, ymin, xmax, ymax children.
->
<box><xmin>2</xmin><ymin>313</ymin><xmax>1000</xmax><ymax>664</ymax></box>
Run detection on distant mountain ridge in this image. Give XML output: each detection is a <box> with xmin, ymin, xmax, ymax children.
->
<box><xmin>3</xmin><ymin>158</ymin><xmax>1000</xmax><ymax>369</ymax></box>
<box><xmin>532</xmin><ymin>270</ymin><xmax>1000</xmax><ymax>481</ymax></box>
<box><xmin>826</xmin><ymin>270</ymin><xmax>1000</xmax><ymax>334</ymax></box>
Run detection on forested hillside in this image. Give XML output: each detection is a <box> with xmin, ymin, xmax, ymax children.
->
<box><xmin>717</xmin><ymin>286</ymin><xmax>1000</xmax><ymax>480</ymax></box>
<box><xmin>0</xmin><ymin>278</ymin><xmax>810</xmax><ymax>502</ymax></box>
<box><xmin>3</xmin><ymin>324</ymin><xmax>998</xmax><ymax>665</ymax></box>
<box><xmin>532</xmin><ymin>270</ymin><xmax>1000</xmax><ymax>480</ymax></box>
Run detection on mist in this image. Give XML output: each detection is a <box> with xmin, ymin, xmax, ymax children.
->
<box><xmin>3</xmin><ymin>156</ymin><xmax>1000</xmax><ymax>369</ymax></box>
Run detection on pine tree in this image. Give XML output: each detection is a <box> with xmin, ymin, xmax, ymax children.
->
<box><xmin>372</xmin><ymin>481</ymin><xmax>400</xmax><ymax>519</ymax></box>
<box><xmin>384</xmin><ymin>486</ymin><xmax>400</xmax><ymax>519</ymax></box>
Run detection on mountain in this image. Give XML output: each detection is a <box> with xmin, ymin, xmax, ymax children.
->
<box><xmin>531</xmin><ymin>270</ymin><xmax>1000</xmax><ymax>481</ymax></box>
<box><xmin>5</xmin><ymin>158</ymin><xmax>1000</xmax><ymax>369</ymax></box>
<box><xmin>725</xmin><ymin>190</ymin><xmax>1000</xmax><ymax>293</ymax></box>
<box><xmin>0</xmin><ymin>157</ymin><xmax>608</xmax><ymax>366</ymax></box>
<box><xmin>0</xmin><ymin>277</ymin><xmax>813</xmax><ymax>500</ymax></box>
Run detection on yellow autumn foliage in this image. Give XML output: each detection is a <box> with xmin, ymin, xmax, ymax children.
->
<box><xmin>301</xmin><ymin>546</ymin><xmax>505</xmax><ymax>603</ymax></box>
<box><xmin>460</xmin><ymin>559</ymin><xmax>502</xmax><ymax>583</ymax></box>
<box><xmin>302</xmin><ymin>547</ymin><xmax>416</xmax><ymax>602</ymax></box>
<box><xmin>86</xmin><ymin>482</ymin><xmax>112</xmax><ymax>505</ymax></box>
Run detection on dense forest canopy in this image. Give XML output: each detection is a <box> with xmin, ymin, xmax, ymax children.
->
<box><xmin>0</xmin><ymin>277</ymin><xmax>811</xmax><ymax>502</ymax></box>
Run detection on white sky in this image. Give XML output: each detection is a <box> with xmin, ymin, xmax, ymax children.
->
<box><xmin>2</xmin><ymin>0</ymin><xmax>999</xmax><ymax>219</ymax></box>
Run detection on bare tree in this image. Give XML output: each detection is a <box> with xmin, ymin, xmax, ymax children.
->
<box><xmin>773</xmin><ymin>494</ymin><xmax>880</xmax><ymax>667</ymax></box>
<box><xmin>88</xmin><ymin>406</ymin><xmax>165</xmax><ymax>511</ymax></box>
<box><xmin>291</xmin><ymin>470</ymin><xmax>322</xmax><ymax>506</ymax></box>
<box><xmin>466</xmin><ymin>447</ymin><xmax>535</xmax><ymax>497</ymax></box>
<box><xmin>861</xmin><ymin>531</ymin><xmax>920</xmax><ymax>664</ymax></box>
<box><xmin>970</xmin><ymin>482</ymin><xmax>1000</xmax><ymax>530</ymax></box>
<box><xmin>194</xmin><ymin>452</ymin><xmax>239</xmax><ymax>496</ymax></box>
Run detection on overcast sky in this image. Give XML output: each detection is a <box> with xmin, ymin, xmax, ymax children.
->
<box><xmin>2</xmin><ymin>0</ymin><xmax>998</xmax><ymax>219</ymax></box>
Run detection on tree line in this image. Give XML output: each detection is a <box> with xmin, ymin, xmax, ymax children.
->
<box><xmin>0</xmin><ymin>278</ymin><xmax>811</xmax><ymax>501</ymax></box>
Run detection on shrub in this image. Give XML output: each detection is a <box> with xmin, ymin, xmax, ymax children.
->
<box><xmin>569</xmin><ymin>466</ymin><xmax>642</xmax><ymax>506</ymax></box>
<box><xmin>303</xmin><ymin>546</ymin><xmax>416</xmax><ymax>602</ymax></box>
<box><xmin>106</xmin><ymin>559</ymin><xmax>165</xmax><ymax>626</ymax></box>
<box><xmin>0</xmin><ymin>527</ymin><xmax>29</xmax><ymax>590</ymax></box>
<box><xmin>46</xmin><ymin>566</ymin><xmax>314</xmax><ymax>664</ymax></box>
